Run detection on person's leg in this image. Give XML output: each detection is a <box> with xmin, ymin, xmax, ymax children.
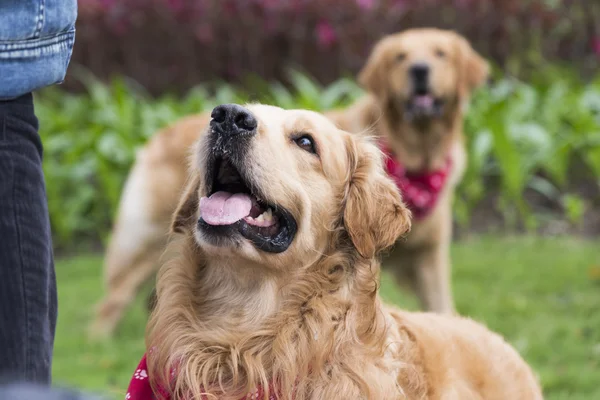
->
<box><xmin>0</xmin><ymin>93</ymin><xmax>56</xmax><ymax>383</ymax></box>
<box><xmin>0</xmin><ymin>383</ymin><xmax>104</xmax><ymax>400</ymax></box>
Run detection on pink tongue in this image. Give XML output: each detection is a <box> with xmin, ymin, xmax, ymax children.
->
<box><xmin>200</xmin><ymin>191</ymin><xmax>252</xmax><ymax>226</ymax></box>
<box><xmin>415</xmin><ymin>95</ymin><xmax>434</xmax><ymax>108</ymax></box>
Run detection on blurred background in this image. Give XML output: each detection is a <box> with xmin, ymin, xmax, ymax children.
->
<box><xmin>41</xmin><ymin>0</ymin><xmax>599</xmax><ymax>399</ymax></box>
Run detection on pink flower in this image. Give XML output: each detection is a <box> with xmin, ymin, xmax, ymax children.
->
<box><xmin>316</xmin><ymin>20</ymin><xmax>337</xmax><ymax>48</ymax></box>
<box><xmin>258</xmin><ymin>0</ymin><xmax>281</xmax><ymax>10</ymax></box>
<box><xmin>455</xmin><ymin>0</ymin><xmax>473</xmax><ymax>7</ymax></box>
<box><xmin>391</xmin><ymin>0</ymin><xmax>409</xmax><ymax>11</ymax></box>
<box><xmin>593</xmin><ymin>37</ymin><xmax>600</xmax><ymax>56</ymax></box>
<box><xmin>167</xmin><ymin>0</ymin><xmax>183</xmax><ymax>12</ymax></box>
<box><xmin>97</xmin><ymin>0</ymin><xmax>116</xmax><ymax>9</ymax></box>
<box><xmin>223</xmin><ymin>1</ymin><xmax>238</xmax><ymax>16</ymax></box>
<box><xmin>194</xmin><ymin>25</ymin><xmax>213</xmax><ymax>44</ymax></box>
<box><xmin>356</xmin><ymin>0</ymin><xmax>376</xmax><ymax>10</ymax></box>
<box><xmin>264</xmin><ymin>16</ymin><xmax>278</xmax><ymax>34</ymax></box>
<box><xmin>291</xmin><ymin>0</ymin><xmax>306</xmax><ymax>13</ymax></box>
<box><xmin>111</xmin><ymin>19</ymin><xmax>129</xmax><ymax>36</ymax></box>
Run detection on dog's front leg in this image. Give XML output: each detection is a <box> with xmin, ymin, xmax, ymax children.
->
<box><xmin>385</xmin><ymin>199</ymin><xmax>455</xmax><ymax>314</ymax></box>
<box><xmin>412</xmin><ymin>239</ymin><xmax>455</xmax><ymax>314</ymax></box>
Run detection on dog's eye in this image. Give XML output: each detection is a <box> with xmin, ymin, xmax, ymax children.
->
<box><xmin>435</xmin><ymin>48</ymin><xmax>446</xmax><ymax>58</ymax></box>
<box><xmin>294</xmin><ymin>134</ymin><xmax>317</xmax><ymax>155</ymax></box>
<box><xmin>396</xmin><ymin>53</ymin><xmax>407</xmax><ymax>62</ymax></box>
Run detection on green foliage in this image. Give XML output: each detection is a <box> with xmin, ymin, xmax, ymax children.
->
<box><xmin>37</xmin><ymin>70</ymin><xmax>600</xmax><ymax>249</ymax></box>
<box><xmin>53</xmin><ymin>237</ymin><xmax>600</xmax><ymax>399</ymax></box>
<box><xmin>562</xmin><ymin>194</ymin><xmax>586</xmax><ymax>227</ymax></box>
<box><xmin>459</xmin><ymin>69</ymin><xmax>600</xmax><ymax>227</ymax></box>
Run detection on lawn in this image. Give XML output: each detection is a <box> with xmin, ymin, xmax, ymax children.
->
<box><xmin>53</xmin><ymin>236</ymin><xmax>600</xmax><ymax>399</ymax></box>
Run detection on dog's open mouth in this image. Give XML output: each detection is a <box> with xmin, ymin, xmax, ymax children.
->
<box><xmin>198</xmin><ymin>157</ymin><xmax>297</xmax><ymax>253</ymax></box>
<box><xmin>405</xmin><ymin>93</ymin><xmax>444</xmax><ymax>119</ymax></box>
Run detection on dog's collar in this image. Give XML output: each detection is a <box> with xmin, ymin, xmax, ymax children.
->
<box><xmin>126</xmin><ymin>352</ymin><xmax>293</xmax><ymax>400</ymax></box>
<box><xmin>378</xmin><ymin>140</ymin><xmax>452</xmax><ymax>220</ymax></box>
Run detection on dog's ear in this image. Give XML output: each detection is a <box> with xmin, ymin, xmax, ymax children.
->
<box><xmin>358</xmin><ymin>37</ymin><xmax>393</xmax><ymax>101</ymax></box>
<box><xmin>456</xmin><ymin>35</ymin><xmax>489</xmax><ymax>97</ymax></box>
<box><xmin>171</xmin><ymin>173</ymin><xmax>201</xmax><ymax>234</ymax></box>
<box><xmin>343</xmin><ymin>137</ymin><xmax>411</xmax><ymax>259</ymax></box>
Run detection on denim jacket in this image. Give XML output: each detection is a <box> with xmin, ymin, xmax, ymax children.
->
<box><xmin>0</xmin><ymin>0</ymin><xmax>77</xmax><ymax>100</ymax></box>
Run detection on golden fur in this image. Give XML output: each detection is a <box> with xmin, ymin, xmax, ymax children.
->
<box><xmin>327</xmin><ymin>28</ymin><xmax>489</xmax><ymax>313</ymax></box>
<box><xmin>145</xmin><ymin>104</ymin><xmax>542</xmax><ymax>400</ymax></box>
<box><xmin>89</xmin><ymin>28</ymin><xmax>486</xmax><ymax>336</ymax></box>
<box><xmin>89</xmin><ymin>115</ymin><xmax>211</xmax><ymax>337</ymax></box>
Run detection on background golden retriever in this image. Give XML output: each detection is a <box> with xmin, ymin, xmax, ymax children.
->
<box><xmin>141</xmin><ymin>103</ymin><xmax>542</xmax><ymax>400</ymax></box>
<box><xmin>328</xmin><ymin>28</ymin><xmax>489</xmax><ymax>313</ymax></box>
<box><xmin>90</xmin><ymin>28</ymin><xmax>488</xmax><ymax>337</ymax></box>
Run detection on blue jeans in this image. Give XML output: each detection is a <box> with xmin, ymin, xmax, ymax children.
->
<box><xmin>0</xmin><ymin>93</ymin><xmax>56</xmax><ymax>383</ymax></box>
<box><xmin>0</xmin><ymin>0</ymin><xmax>77</xmax><ymax>100</ymax></box>
<box><xmin>0</xmin><ymin>384</ymin><xmax>103</xmax><ymax>400</ymax></box>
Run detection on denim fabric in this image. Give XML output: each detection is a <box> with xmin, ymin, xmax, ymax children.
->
<box><xmin>0</xmin><ymin>383</ymin><xmax>105</xmax><ymax>400</ymax></box>
<box><xmin>0</xmin><ymin>0</ymin><xmax>77</xmax><ymax>99</ymax></box>
<box><xmin>0</xmin><ymin>94</ymin><xmax>56</xmax><ymax>384</ymax></box>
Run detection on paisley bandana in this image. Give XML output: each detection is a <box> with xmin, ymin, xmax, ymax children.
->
<box><xmin>126</xmin><ymin>353</ymin><xmax>288</xmax><ymax>400</ymax></box>
<box><xmin>378</xmin><ymin>141</ymin><xmax>452</xmax><ymax>220</ymax></box>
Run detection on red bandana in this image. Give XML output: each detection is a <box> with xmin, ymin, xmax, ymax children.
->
<box><xmin>126</xmin><ymin>353</ymin><xmax>287</xmax><ymax>400</ymax></box>
<box><xmin>378</xmin><ymin>141</ymin><xmax>452</xmax><ymax>220</ymax></box>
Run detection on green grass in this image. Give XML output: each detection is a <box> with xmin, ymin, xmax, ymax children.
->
<box><xmin>54</xmin><ymin>236</ymin><xmax>600</xmax><ymax>399</ymax></box>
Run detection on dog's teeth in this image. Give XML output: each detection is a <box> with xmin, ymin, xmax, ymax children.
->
<box><xmin>264</xmin><ymin>208</ymin><xmax>273</xmax><ymax>221</ymax></box>
<box><xmin>256</xmin><ymin>208</ymin><xmax>273</xmax><ymax>223</ymax></box>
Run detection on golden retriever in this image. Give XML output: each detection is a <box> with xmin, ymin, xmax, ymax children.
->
<box><xmin>327</xmin><ymin>28</ymin><xmax>489</xmax><ymax>314</ymax></box>
<box><xmin>125</xmin><ymin>103</ymin><xmax>542</xmax><ymax>400</ymax></box>
<box><xmin>89</xmin><ymin>28</ymin><xmax>487</xmax><ymax>336</ymax></box>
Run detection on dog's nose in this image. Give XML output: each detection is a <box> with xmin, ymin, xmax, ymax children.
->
<box><xmin>210</xmin><ymin>104</ymin><xmax>257</xmax><ymax>136</ymax></box>
<box><xmin>409</xmin><ymin>63</ymin><xmax>430</xmax><ymax>82</ymax></box>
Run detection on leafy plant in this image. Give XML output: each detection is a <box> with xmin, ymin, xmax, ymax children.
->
<box><xmin>562</xmin><ymin>194</ymin><xmax>586</xmax><ymax>226</ymax></box>
<box><xmin>462</xmin><ymin>69</ymin><xmax>600</xmax><ymax>229</ymax></box>
<box><xmin>37</xmin><ymin>70</ymin><xmax>600</xmax><ymax>250</ymax></box>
